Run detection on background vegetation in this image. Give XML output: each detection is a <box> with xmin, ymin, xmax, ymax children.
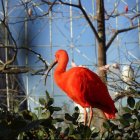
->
<box><xmin>0</xmin><ymin>91</ymin><xmax>139</xmax><ymax>140</ymax></box>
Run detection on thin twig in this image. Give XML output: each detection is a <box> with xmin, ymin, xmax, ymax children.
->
<box><xmin>106</xmin><ymin>24</ymin><xmax>140</xmax><ymax>51</ymax></box>
<box><xmin>58</xmin><ymin>0</ymin><xmax>100</xmax><ymax>42</ymax></box>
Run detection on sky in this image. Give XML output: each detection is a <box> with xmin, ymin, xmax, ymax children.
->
<box><xmin>0</xmin><ymin>0</ymin><xmax>140</xmax><ymax>112</ymax></box>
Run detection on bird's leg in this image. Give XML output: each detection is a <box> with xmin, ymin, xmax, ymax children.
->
<box><xmin>84</xmin><ymin>108</ymin><xmax>87</xmax><ymax>126</ymax></box>
<box><xmin>88</xmin><ymin>106</ymin><xmax>93</xmax><ymax>127</ymax></box>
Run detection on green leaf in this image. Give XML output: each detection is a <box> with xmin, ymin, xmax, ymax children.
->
<box><xmin>127</xmin><ymin>97</ymin><xmax>135</xmax><ymax>108</ymax></box>
<box><xmin>54</xmin><ymin>118</ymin><xmax>64</xmax><ymax>122</ymax></box>
<box><xmin>47</xmin><ymin>98</ymin><xmax>54</xmax><ymax>106</ymax></box>
<box><xmin>102</xmin><ymin>131</ymin><xmax>109</xmax><ymax>139</ymax></box>
<box><xmin>69</xmin><ymin>123</ymin><xmax>74</xmax><ymax>135</ymax></box>
<box><xmin>91</xmin><ymin>132</ymin><xmax>99</xmax><ymax>138</ymax></box>
<box><xmin>122</xmin><ymin>113</ymin><xmax>132</xmax><ymax>120</ymax></box>
<box><xmin>46</xmin><ymin>90</ymin><xmax>50</xmax><ymax>99</ymax></box>
<box><xmin>13</xmin><ymin>100</ymin><xmax>19</xmax><ymax>113</ymax></box>
<box><xmin>65</xmin><ymin>113</ymin><xmax>73</xmax><ymax>121</ymax></box>
<box><xmin>128</xmin><ymin>118</ymin><xmax>134</xmax><ymax>123</ymax></box>
<box><xmin>49</xmin><ymin>129</ymin><xmax>55</xmax><ymax>140</ymax></box>
<box><xmin>37</xmin><ymin>130</ymin><xmax>44</xmax><ymax>139</ymax></box>
<box><xmin>39</xmin><ymin>98</ymin><xmax>46</xmax><ymax>105</ymax></box>
<box><xmin>56</xmin><ymin>127</ymin><xmax>62</xmax><ymax>134</ymax></box>
<box><xmin>74</xmin><ymin>106</ymin><xmax>79</xmax><ymax>112</ymax></box>
<box><xmin>34</xmin><ymin>106</ymin><xmax>44</xmax><ymax>111</ymax></box>
<box><xmin>83</xmin><ymin>127</ymin><xmax>92</xmax><ymax>139</ymax></box>
<box><xmin>122</xmin><ymin>107</ymin><xmax>132</xmax><ymax>113</ymax></box>
<box><xmin>64</xmin><ymin>127</ymin><xmax>69</xmax><ymax>136</ymax></box>
<box><xmin>103</xmin><ymin>121</ymin><xmax>110</xmax><ymax>129</ymax></box>
<box><xmin>23</xmin><ymin>120</ymin><xmax>42</xmax><ymax>132</ymax></box>
<box><xmin>119</xmin><ymin>118</ymin><xmax>130</xmax><ymax>127</ymax></box>
<box><xmin>133</xmin><ymin>109</ymin><xmax>139</xmax><ymax>116</ymax></box>
<box><xmin>135</xmin><ymin>120</ymin><xmax>140</xmax><ymax>129</ymax></box>
<box><xmin>123</xmin><ymin>133</ymin><xmax>130</xmax><ymax>138</ymax></box>
<box><xmin>41</xmin><ymin>110</ymin><xmax>50</xmax><ymax>119</ymax></box>
<box><xmin>136</xmin><ymin>115</ymin><xmax>140</xmax><ymax>122</ymax></box>
<box><xmin>34</xmin><ymin>107</ymin><xmax>43</xmax><ymax>118</ymax></box>
<box><xmin>52</xmin><ymin>107</ymin><xmax>62</xmax><ymax>111</ymax></box>
<box><xmin>51</xmin><ymin>119</ymin><xmax>57</xmax><ymax>124</ymax></box>
<box><xmin>132</xmin><ymin>132</ymin><xmax>139</xmax><ymax>139</ymax></box>
<box><xmin>69</xmin><ymin>134</ymin><xmax>81</xmax><ymax>139</ymax></box>
<box><xmin>47</xmin><ymin>106</ymin><xmax>55</xmax><ymax>115</ymax></box>
<box><xmin>31</xmin><ymin>113</ymin><xmax>38</xmax><ymax>120</ymax></box>
<box><xmin>72</xmin><ymin>112</ymin><xmax>79</xmax><ymax>120</ymax></box>
<box><xmin>21</xmin><ymin>110</ymin><xmax>34</xmax><ymax>120</ymax></box>
<box><xmin>135</xmin><ymin>100</ymin><xmax>140</xmax><ymax>110</ymax></box>
<box><xmin>114</xmin><ymin>130</ymin><xmax>122</xmax><ymax>136</ymax></box>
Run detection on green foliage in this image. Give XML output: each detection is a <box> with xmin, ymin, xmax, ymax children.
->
<box><xmin>0</xmin><ymin>92</ymin><xmax>139</xmax><ymax>140</ymax></box>
<box><xmin>127</xmin><ymin>97</ymin><xmax>135</xmax><ymax>108</ymax></box>
<box><xmin>62</xmin><ymin>107</ymin><xmax>100</xmax><ymax>139</ymax></box>
<box><xmin>102</xmin><ymin>96</ymin><xmax>140</xmax><ymax>140</ymax></box>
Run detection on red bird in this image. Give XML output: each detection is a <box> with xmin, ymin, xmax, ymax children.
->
<box><xmin>47</xmin><ymin>50</ymin><xmax>117</xmax><ymax>126</ymax></box>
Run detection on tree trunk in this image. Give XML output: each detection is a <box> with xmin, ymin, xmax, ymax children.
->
<box><xmin>96</xmin><ymin>0</ymin><xmax>106</xmax><ymax>83</ymax></box>
<box><xmin>96</xmin><ymin>0</ymin><xmax>107</xmax><ymax>133</ymax></box>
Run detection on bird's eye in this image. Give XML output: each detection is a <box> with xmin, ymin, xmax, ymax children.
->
<box><xmin>55</xmin><ymin>54</ymin><xmax>59</xmax><ymax>59</ymax></box>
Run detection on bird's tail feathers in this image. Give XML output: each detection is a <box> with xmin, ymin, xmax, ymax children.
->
<box><xmin>103</xmin><ymin>108</ymin><xmax>118</xmax><ymax>119</ymax></box>
<box><xmin>103</xmin><ymin>112</ymin><xmax>116</xmax><ymax>119</ymax></box>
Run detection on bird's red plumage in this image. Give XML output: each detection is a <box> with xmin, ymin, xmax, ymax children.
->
<box><xmin>54</xmin><ymin>50</ymin><xmax>117</xmax><ymax>119</ymax></box>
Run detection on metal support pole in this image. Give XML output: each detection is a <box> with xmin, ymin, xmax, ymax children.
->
<box><xmin>5</xmin><ymin>0</ymin><xmax>10</xmax><ymax>111</ymax></box>
<box><xmin>24</xmin><ymin>0</ymin><xmax>29</xmax><ymax>110</ymax></box>
<box><xmin>70</xmin><ymin>0</ymin><xmax>74</xmax><ymax>60</ymax></box>
<box><xmin>136</xmin><ymin>0</ymin><xmax>140</xmax><ymax>48</ymax></box>
<box><xmin>92</xmin><ymin>0</ymin><xmax>97</xmax><ymax>65</ymax></box>
<box><xmin>49</xmin><ymin>11</ymin><xmax>54</xmax><ymax>97</ymax></box>
<box><xmin>115</xmin><ymin>1</ymin><xmax>120</xmax><ymax>63</ymax></box>
<box><xmin>115</xmin><ymin>1</ymin><xmax>122</xmax><ymax>110</ymax></box>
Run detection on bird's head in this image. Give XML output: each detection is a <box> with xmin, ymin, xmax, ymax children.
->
<box><xmin>45</xmin><ymin>49</ymin><xmax>68</xmax><ymax>76</ymax></box>
<box><xmin>55</xmin><ymin>50</ymin><xmax>68</xmax><ymax>62</ymax></box>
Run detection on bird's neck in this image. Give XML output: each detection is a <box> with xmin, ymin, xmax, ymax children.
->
<box><xmin>54</xmin><ymin>59</ymin><xmax>68</xmax><ymax>74</ymax></box>
<box><xmin>54</xmin><ymin>55</ymin><xmax>69</xmax><ymax>88</ymax></box>
<box><xmin>54</xmin><ymin>59</ymin><xmax>68</xmax><ymax>88</ymax></box>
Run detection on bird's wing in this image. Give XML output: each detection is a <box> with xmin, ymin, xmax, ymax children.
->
<box><xmin>62</xmin><ymin>67</ymin><xmax>115</xmax><ymax>113</ymax></box>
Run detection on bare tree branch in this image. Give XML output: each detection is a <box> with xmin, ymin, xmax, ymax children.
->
<box><xmin>8</xmin><ymin>0</ymin><xmax>58</xmax><ymax>25</ymax></box>
<box><xmin>104</xmin><ymin>0</ymin><xmax>120</xmax><ymax>20</ymax></box>
<box><xmin>41</xmin><ymin>0</ymin><xmax>58</xmax><ymax>11</ymax></box>
<box><xmin>0</xmin><ymin>0</ymin><xmax>50</xmax><ymax>75</ymax></box>
<box><xmin>106</xmin><ymin>24</ymin><xmax>140</xmax><ymax>51</ymax></box>
<box><xmin>0</xmin><ymin>45</ymin><xmax>48</xmax><ymax>74</ymax></box>
<box><xmin>0</xmin><ymin>66</ymin><xmax>32</xmax><ymax>74</ymax></box>
<box><xmin>1</xmin><ymin>0</ymin><xmax>5</xmax><ymax>21</ymax></box>
<box><xmin>58</xmin><ymin>0</ymin><xmax>100</xmax><ymax>42</ymax></box>
<box><xmin>131</xmin><ymin>13</ymin><xmax>140</xmax><ymax>20</ymax></box>
<box><xmin>59</xmin><ymin>0</ymin><xmax>79</xmax><ymax>8</ymax></box>
<box><xmin>0</xmin><ymin>0</ymin><xmax>18</xmax><ymax>71</ymax></box>
<box><xmin>114</xmin><ymin>90</ymin><xmax>140</xmax><ymax>102</ymax></box>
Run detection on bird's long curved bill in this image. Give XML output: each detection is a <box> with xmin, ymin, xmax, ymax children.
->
<box><xmin>45</xmin><ymin>61</ymin><xmax>57</xmax><ymax>84</ymax></box>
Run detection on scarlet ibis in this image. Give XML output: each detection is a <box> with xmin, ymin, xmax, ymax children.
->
<box><xmin>47</xmin><ymin>50</ymin><xmax>117</xmax><ymax>126</ymax></box>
